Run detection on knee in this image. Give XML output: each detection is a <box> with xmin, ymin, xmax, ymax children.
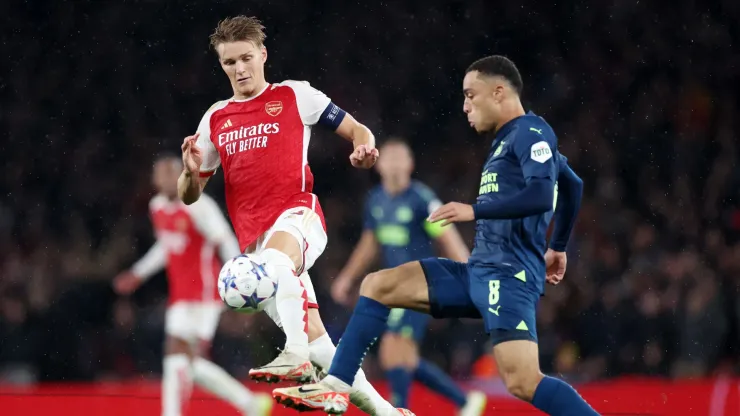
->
<box><xmin>165</xmin><ymin>336</ymin><xmax>193</xmax><ymax>357</ymax></box>
<box><xmin>359</xmin><ymin>270</ymin><xmax>397</xmax><ymax>303</ymax></box>
<box><xmin>501</xmin><ymin>371</ymin><xmax>543</xmax><ymax>402</ymax></box>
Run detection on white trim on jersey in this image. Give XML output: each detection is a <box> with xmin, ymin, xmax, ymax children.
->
<box><xmin>231</xmin><ymin>83</ymin><xmax>270</xmax><ymax>102</ymax></box>
<box><xmin>131</xmin><ymin>241</ymin><xmax>167</xmax><ymax>280</ymax></box>
<box><xmin>277</xmin><ymin>80</ymin><xmax>331</xmax><ymax>126</ymax></box>
<box><xmin>275</xmin><ymin>80</ymin><xmax>332</xmax><ymax>193</ymax></box>
<box><xmin>195</xmin><ymin>101</ymin><xmax>230</xmax><ymax>174</ymax></box>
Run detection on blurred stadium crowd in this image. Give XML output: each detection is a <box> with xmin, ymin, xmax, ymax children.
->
<box><xmin>1</xmin><ymin>0</ymin><xmax>739</xmax><ymax>385</ymax></box>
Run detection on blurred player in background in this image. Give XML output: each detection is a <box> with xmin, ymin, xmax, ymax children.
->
<box><xmin>113</xmin><ymin>154</ymin><xmax>272</xmax><ymax>416</ymax></box>
<box><xmin>178</xmin><ymin>16</ymin><xmax>412</xmax><ymax>416</ymax></box>
<box><xmin>274</xmin><ymin>56</ymin><xmax>598</xmax><ymax>416</ymax></box>
<box><xmin>332</xmin><ymin>139</ymin><xmax>486</xmax><ymax>416</ymax></box>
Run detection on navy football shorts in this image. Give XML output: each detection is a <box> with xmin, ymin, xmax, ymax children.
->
<box><xmin>419</xmin><ymin>257</ymin><xmax>539</xmax><ymax>346</ymax></box>
<box><xmin>386</xmin><ymin>308</ymin><xmax>431</xmax><ymax>343</ymax></box>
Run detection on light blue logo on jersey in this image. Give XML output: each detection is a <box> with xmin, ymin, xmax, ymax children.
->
<box><xmin>395</xmin><ymin>206</ymin><xmax>413</xmax><ymax>223</ymax></box>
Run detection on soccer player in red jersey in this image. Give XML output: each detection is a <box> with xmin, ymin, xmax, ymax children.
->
<box><xmin>178</xmin><ymin>15</ymin><xmax>412</xmax><ymax>416</ymax></box>
<box><xmin>114</xmin><ymin>155</ymin><xmax>273</xmax><ymax>416</ymax></box>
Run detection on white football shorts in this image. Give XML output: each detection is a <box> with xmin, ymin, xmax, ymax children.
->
<box><xmin>165</xmin><ymin>301</ymin><xmax>224</xmax><ymax>341</ymax></box>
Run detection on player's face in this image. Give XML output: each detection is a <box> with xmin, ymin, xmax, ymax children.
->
<box><xmin>216</xmin><ymin>41</ymin><xmax>267</xmax><ymax>99</ymax></box>
<box><xmin>462</xmin><ymin>71</ymin><xmax>501</xmax><ymax>133</ymax></box>
<box><xmin>153</xmin><ymin>159</ymin><xmax>181</xmax><ymax>198</ymax></box>
<box><xmin>376</xmin><ymin>143</ymin><xmax>413</xmax><ymax>180</ymax></box>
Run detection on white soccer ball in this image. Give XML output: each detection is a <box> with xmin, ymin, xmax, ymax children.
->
<box><xmin>218</xmin><ymin>254</ymin><xmax>277</xmax><ymax>313</ymax></box>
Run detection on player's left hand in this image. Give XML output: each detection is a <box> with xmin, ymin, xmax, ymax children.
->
<box><xmin>428</xmin><ymin>202</ymin><xmax>474</xmax><ymax>226</ymax></box>
<box><xmin>544</xmin><ymin>248</ymin><xmax>567</xmax><ymax>285</ymax></box>
<box><xmin>350</xmin><ymin>144</ymin><xmax>379</xmax><ymax>169</ymax></box>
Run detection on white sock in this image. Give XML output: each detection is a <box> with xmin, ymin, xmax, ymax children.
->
<box><xmin>309</xmin><ymin>333</ymin><xmax>396</xmax><ymax>416</ymax></box>
<box><xmin>262</xmin><ymin>248</ymin><xmax>309</xmax><ymax>359</ymax></box>
<box><xmin>162</xmin><ymin>354</ymin><xmax>193</xmax><ymax>416</ymax></box>
<box><xmin>192</xmin><ymin>357</ymin><xmax>254</xmax><ymax>411</ymax></box>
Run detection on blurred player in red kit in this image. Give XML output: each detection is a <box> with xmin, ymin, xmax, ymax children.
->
<box><xmin>178</xmin><ymin>15</ymin><xmax>411</xmax><ymax>416</ymax></box>
<box><xmin>114</xmin><ymin>155</ymin><xmax>273</xmax><ymax>416</ymax></box>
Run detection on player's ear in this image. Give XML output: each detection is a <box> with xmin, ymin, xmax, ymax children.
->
<box><xmin>493</xmin><ymin>83</ymin><xmax>506</xmax><ymax>101</ymax></box>
<box><xmin>261</xmin><ymin>46</ymin><xmax>267</xmax><ymax>64</ymax></box>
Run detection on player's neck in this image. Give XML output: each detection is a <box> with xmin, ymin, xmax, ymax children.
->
<box><xmin>382</xmin><ymin>177</ymin><xmax>411</xmax><ymax>196</ymax></box>
<box><xmin>233</xmin><ymin>80</ymin><xmax>269</xmax><ymax>100</ymax></box>
<box><xmin>494</xmin><ymin>99</ymin><xmax>526</xmax><ymax>133</ymax></box>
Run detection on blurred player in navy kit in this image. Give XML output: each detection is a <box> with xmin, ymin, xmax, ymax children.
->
<box><xmin>274</xmin><ymin>55</ymin><xmax>598</xmax><ymax>416</ymax></box>
<box><xmin>332</xmin><ymin>139</ymin><xmax>486</xmax><ymax>416</ymax></box>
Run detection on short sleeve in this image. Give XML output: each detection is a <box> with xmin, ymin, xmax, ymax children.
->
<box><xmin>512</xmin><ymin>128</ymin><xmax>557</xmax><ymax>182</ymax></box>
<box><xmin>282</xmin><ymin>80</ymin><xmax>332</xmax><ymax>126</ymax></box>
<box><xmin>412</xmin><ymin>183</ymin><xmax>442</xmax><ymax>218</ymax></box>
<box><xmin>195</xmin><ymin>102</ymin><xmax>224</xmax><ymax>176</ymax></box>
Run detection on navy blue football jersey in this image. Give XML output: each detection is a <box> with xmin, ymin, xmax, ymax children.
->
<box><xmin>469</xmin><ymin>111</ymin><xmax>562</xmax><ymax>294</ymax></box>
<box><xmin>363</xmin><ymin>181</ymin><xmax>446</xmax><ymax>268</ymax></box>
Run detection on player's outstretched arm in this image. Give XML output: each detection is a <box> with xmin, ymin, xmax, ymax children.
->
<box><xmin>178</xmin><ymin>134</ymin><xmax>210</xmax><ymax>205</ymax></box>
<box><xmin>430</xmin><ymin>130</ymin><xmax>560</xmax><ymax>225</ymax></box>
<box><xmin>113</xmin><ymin>242</ymin><xmax>166</xmax><ymax>295</ymax></box>
<box><xmin>428</xmin><ymin>183</ymin><xmax>554</xmax><ymax>226</ymax></box>
<box><xmin>335</xmin><ymin>114</ymin><xmax>379</xmax><ymax>169</ymax></box>
<box><xmin>332</xmin><ymin>230</ymin><xmax>379</xmax><ymax>306</ymax></box>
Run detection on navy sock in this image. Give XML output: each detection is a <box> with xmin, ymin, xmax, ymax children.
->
<box><xmin>386</xmin><ymin>367</ymin><xmax>413</xmax><ymax>408</ymax></box>
<box><xmin>328</xmin><ymin>296</ymin><xmax>390</xmax><ymax>385</ymax></box>
<box><xmin>414</xmin><ymin>359</ymin><xmax>467</xmax><ymax>408</ymax></box>
<box><xmin>532</xmin><ymin>376</ymin><xmax>600</xmax><ymax>416</ymax></box>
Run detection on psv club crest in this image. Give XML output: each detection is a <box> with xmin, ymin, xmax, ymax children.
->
<box><xmin>265</xmin><ymin>101</ymin><xmax>283</xmax><ymax>117</ymax></box>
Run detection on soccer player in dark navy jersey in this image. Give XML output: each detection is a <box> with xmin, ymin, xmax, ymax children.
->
<box><xmin>331</xmin><ymin>139</ymin><xmax>486</xmax><ymax>415</ymax></box>
<box><xmin>273</xmin><ymin>56</ymin><xmax>599</xmax><ymax>416</ymax></box>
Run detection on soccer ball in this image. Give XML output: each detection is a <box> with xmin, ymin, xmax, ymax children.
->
<box><xmin>218</xmin><ymin>254</ymin><xmax>277</xmax><ymax>313</ymax></box>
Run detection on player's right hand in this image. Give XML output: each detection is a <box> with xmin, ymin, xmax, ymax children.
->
<box><xmin>181</xmin><ymin>133</ymin><xmax>203</xmax><ymax>174</ymax></box>
<box><xmin>350</xmin><ymin>144</ymin><xmax>379</xmax><ymax>169</ymax></box>
<box><xmin>113</xmin><ymin>271</ymin><xmax>143</xmax><ymax>295</ymax></box>
<box><xmin>331</xmin><ymin>275</ymin><xmax>355</xmax><ymax>306</ymax></box>
<box><xmin>544</xmin><ymin>248</ymin><xmax>567</xmax><ymax>285</ymax></box>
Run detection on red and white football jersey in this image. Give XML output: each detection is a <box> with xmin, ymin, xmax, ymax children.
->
<box><xmin>194</xmin><ymin>81</ymin><xmax>334</xmax><ymax>251</ymax></box>
<box><xmin>132</xmin><ymin>193</ymin><xmax>241</xmax><ymax>304</ymax></box>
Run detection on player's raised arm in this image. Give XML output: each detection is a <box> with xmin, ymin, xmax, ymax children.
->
<box><xmin>335</xmin><ymin>114</ymin><xmax>378</xmax><ymax>169</ymax></box>
<box><xmin>282</xmin><ymin>80</ymin><xmax>378</xmax><ymax>169</ymax></box>
<box><xmin>178</xmin><ymin>103</ymin><xmax>223</xmax><ymax>205</ymax></box>
<box><xmin>178</xmin><ymin>135</ymin><xmax>208</xmax><ymax>204</ymax></box>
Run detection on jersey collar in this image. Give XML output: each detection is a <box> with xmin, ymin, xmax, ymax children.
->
<box><xmin>492</xmin><ymin>111</ymin><xmax>536</xmax><ymax>145</ymax></box>
<box><xmin>231</xmin><ymin>83</ymin><xmax>270</xmax><ymax>102</ymax></box>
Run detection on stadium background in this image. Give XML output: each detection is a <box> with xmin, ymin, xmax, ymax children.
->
<box><xmin>2</xmin><ymin>0</ymin><xmax>739</xmax><ymax>414</ymax></box>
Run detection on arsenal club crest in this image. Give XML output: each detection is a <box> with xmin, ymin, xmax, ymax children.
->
<box><xmin>265</xmin><ymin>101</ymin><xmax>283</xmax><ymax>117</ymax></box>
